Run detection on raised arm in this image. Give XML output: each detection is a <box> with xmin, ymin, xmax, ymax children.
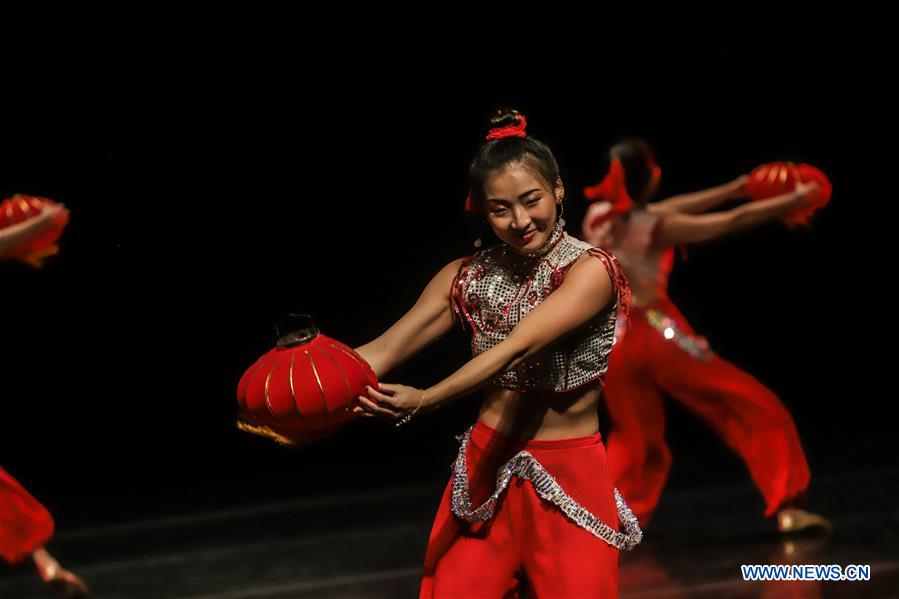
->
<box><xmin>353</xmin><ymin>258</ymin><xmax>465</xmax><ymax>378</ymax></box>
<box><xmin>648</xmin><ymin>175</ymin><xmax>748</xmax><ymax>215</ymax></box>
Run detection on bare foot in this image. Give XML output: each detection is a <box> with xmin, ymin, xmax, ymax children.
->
<box><xmin>777</xmin><ymin>507</ymin><xmax>833</xmax><ymax>534</ymax></box>
<box><xmin>32</xmin><ymin>547</ymin><xmax>89</xmax><ymax>597</ymax></box>
<box><xmin>47</xmin><ymin>568</ymin><xmax>89</xmax><ymax>598</ymax></box>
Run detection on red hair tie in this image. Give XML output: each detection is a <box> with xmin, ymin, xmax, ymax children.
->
<box><xmin>485</xmin><ymin>114</ymin><xmax>528</xmax><ymax>141</ymax></box>
<box><xmin>582</xmin><ymin>158</ymin><xmax>634</xmax><ymax>229</ymax></box>
<box><xmin>584</xmin><ymin>158</ymin><xmax>633</xmax><ymax>208</ymax></box>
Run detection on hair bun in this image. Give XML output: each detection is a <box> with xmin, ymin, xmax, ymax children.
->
<box><xmin>485</xmin><ymin>108</ymin><xmax>528</xmax><ymax>141</ymax></box>
<box><xmin>488</xmin><ymin>108</ymin><xmax>525</xmax><ymax>130</ymax></box>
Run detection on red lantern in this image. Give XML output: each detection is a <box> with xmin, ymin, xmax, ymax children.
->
<box><xmin>0</xmin><ymin>194</ymin><xmax>69</xmax><ymax>266</ymax></box>
<box><xmin>745</xmin><ymin>162</ymin><xmax>831</xmax><ymax>226</ymax></box>
<box><xmin>745</xmin><ymin>162</ymin><xmax>802</xmax><ymax>201</ymax></box>
<box><xmin>785</xmin><ymin>164</ymin><xmax>832</xmax><ymax>226</ymax></box>
<box><xmin>236</xmin><ymin>316</ymin><xmax>378</xmax><ymax>445</ymax></box>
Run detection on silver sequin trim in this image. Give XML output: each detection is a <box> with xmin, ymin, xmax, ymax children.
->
<box><xmin>450</xmin><ymin>428</ymin><xmax>643</xmax><ymax>551</ymax></box>
<box><xmin>645</xmin><ymin>309</ymin><xmax>712</xmax><ymax>361</ymax></box>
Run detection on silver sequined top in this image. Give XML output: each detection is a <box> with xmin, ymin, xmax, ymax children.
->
<box><xmin>451</xmin><ymin>223</ymin><xmax>628</xmax><ymax>391</ymax></box>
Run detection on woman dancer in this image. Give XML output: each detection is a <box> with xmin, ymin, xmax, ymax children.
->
<box><xmin>353</xmin><ymin>109</ymin><xmax>640</xmax><ymax>598</ymax></box>
<box><xmin>581</xmin><ymin>139</ymin><xmax>828</xmax><ymax>533</ymax></box>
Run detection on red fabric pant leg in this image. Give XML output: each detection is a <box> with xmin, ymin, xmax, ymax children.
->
<box><xmin>420</xmin><ymin>424</ymin><xmax>523</xmax><ymax>599</ymax></box>
<box><xmin>421</xmin><ymin>423</ymin><xmax>620</xmax><ymax>598</ymax></box>
<box><xmin>520</xmin><ymin>437</ymin><xmax>620</xmax><ymax>599</ymax></box>
<box><xmin>604</xmin><ymin>313</ymin><xmax>671</xmax><ymax>526</ymax></box>
<box><xmin>605</xmin><ymin>301</ymin><xmax>811</xmax><ymax>521</ymax></box>
<box><xmin>647</xmin><ymin>303</ymin><xmax>810</xmax><ymax>516</ymax></box>
<box><xmin>0</xmin><ymin>466</ymin><xmax>54</xmax><ymax>565</ymax></box>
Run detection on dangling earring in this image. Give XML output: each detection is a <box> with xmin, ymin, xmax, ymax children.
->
<box><xmin>555</xmin><ymin>187</ymin><xmax>566</xmax><ymax>228</ymax></box>
<box><xmin>474</xmin><ymin>221</ymin><xmax>486</xmax><ymax>248</ymax></box>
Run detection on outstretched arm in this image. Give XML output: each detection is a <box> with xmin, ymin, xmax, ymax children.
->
<box><xmin>648</xmin><ymin>175</ymin><xmax>748</xmax><ymax>215</ymax></box>
<box><xmin>654</xmin><ymin>180</ymin><xmax>819</xmax><ymax>246</ymax></box>
<box><xmin>360</xmin><ymin>254</ymin><xmax>616</xmax><ymax>417</ymax></box>
<box><xmin>353</xmin><ymin>258</ymin><xmax>465</xmax><ymax>378</ymax></box>
<box><xmin>0</xmin><ymin>205</ymin><xmax>66</xmax><ymax>256</ymax></box>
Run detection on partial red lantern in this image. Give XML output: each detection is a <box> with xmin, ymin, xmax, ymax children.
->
<box><xmin>236</xmin><ymin>316</ymin><xmax>378</xmax><ymax>445</ymax></box>
<box><xmin>0</xmin><ymin>194</ymin><xmax>69</xmax><ymax>266</ymax></box>
<box><xmin>787</xmin><ymin>164</ymin><xmax>832</xmax><ymax>226</ymax></box>
<box><xmin>746</xmin><ymin>162</ymin><xmax>802</xmax><ymax>201</ymax></box>
<box><xmin>745</xmin><ymin>162</ymin><xmax>831</xmax><ymax>226</ymax></box>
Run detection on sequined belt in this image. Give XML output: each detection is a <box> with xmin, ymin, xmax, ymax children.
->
<box><xmin>645</xmin><ymin>308</ymin><xmax>712</xmax><ymax>361</ymax></box>
<box><xmin>450</xmin><ymin>428</ymin><xmax>643</xmax><ymax>551</ymax></box>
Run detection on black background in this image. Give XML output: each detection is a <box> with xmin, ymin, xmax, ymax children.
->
<box><xmin>1</xmin><ymin>48</ymin><xmax>891</xmax><ymax>532</ymax></box>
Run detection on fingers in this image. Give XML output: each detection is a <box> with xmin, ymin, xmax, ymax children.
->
<box><xmin>365</xmin><ymin>386</ymin><xmax>400</xmax><ymax>408</ymax></box>
<box><xmin>354</xmin><ymin>396</ymin><xmax>401</xmax><ymax>418</ymax></box>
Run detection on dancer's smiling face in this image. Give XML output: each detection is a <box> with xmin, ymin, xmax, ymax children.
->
<box><xmin>482</xmin><ymin>164</ymin><xmax>562</xmax><ymax>255</ymax></box>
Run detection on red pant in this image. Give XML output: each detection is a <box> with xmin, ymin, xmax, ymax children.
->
<box><xmin>0</xmin><ymin>466</ymin><xmax>54</xmax><ymax>564</ymax></box>
<box><xmin>604</xmin><ymin>299</ymin><xmax>810</xmax><ymax>524</ymax></box>
<box><xmin>420</xmin><ymin>421</ymin><xmax>619</xmax><ymax>598</ymax></box>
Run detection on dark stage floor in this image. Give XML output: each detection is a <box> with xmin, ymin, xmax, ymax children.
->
<box><xmin>2</xmin><ymin>465</ymin><xmax>897</xmax><ymax>598</ymax></box>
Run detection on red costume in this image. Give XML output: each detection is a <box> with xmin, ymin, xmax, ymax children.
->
<box><xmin>421</xmin><ymin>422</ymin><xmax>624</xmax><ymax>598</ymax></box>
<box><xmin>0</xmin><ymin>466</ymin><xmax>54</xmax><ymax>564</ymax></box>
<box><xmin>588</xmin><ymin>208</ymin><xmax>811</xmax><ymax>525</ymax></box>
<box><xmin>419</xmin><ymin>223</ymin><xmax>640</xmax><ymax>598</ymax></box>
